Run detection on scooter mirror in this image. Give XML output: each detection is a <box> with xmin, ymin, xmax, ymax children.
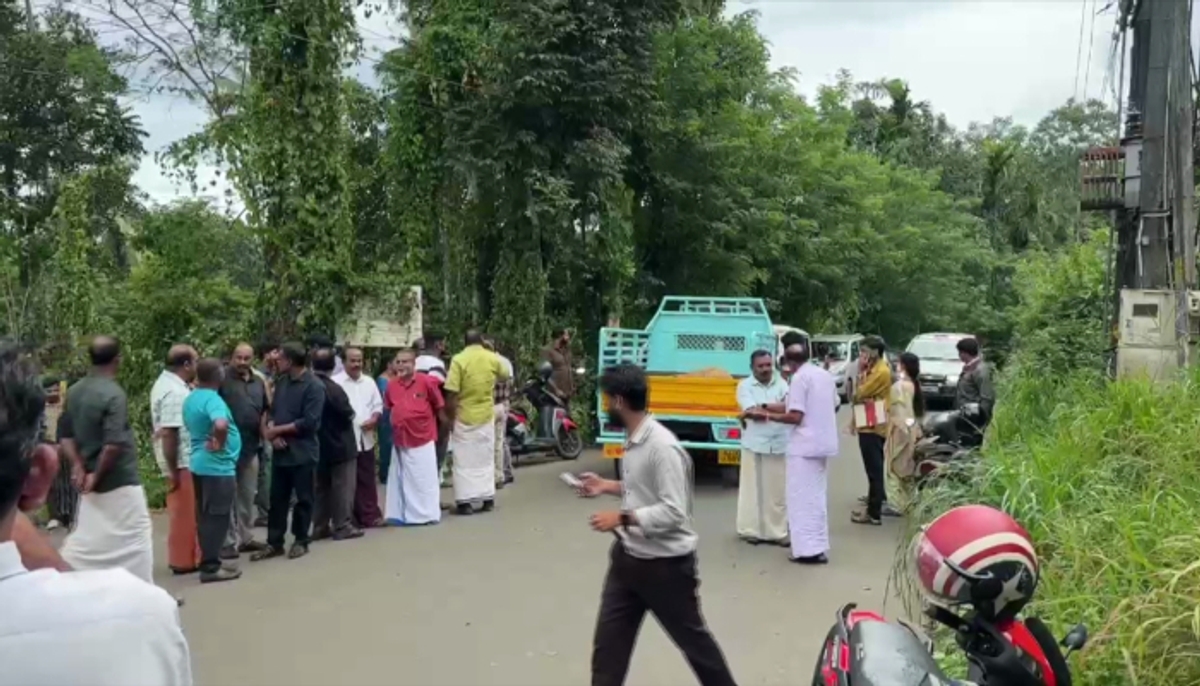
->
<box><xmin>1062</xmin><ymin>624</ymin><xmax>1088</xmax><ymax>653</ymax></box>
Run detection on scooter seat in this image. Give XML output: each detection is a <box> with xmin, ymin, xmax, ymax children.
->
<box><xmin>847</xmin><ymin>618</ymin><xmax>957</xmax><ymax>686</ymax></box>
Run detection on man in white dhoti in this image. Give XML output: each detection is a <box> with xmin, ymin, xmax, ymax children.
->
<box><xmin>444</xmin><ymin>330</ymin><xmax>511</xmax><ymax>515</ymax></box>
<box><xmin>735</xmin><ymin>349</ymin><xmax>789</xmax><ymax>545</ymax></box>
<box><xmin>60</xmin><ymin>336</ymin><xmax>158</xmax><ymax>583</ymax></box>
<box><xmin>381</xmin><ymin>349</ymin><xmax>446</xmax><ymax>525</ymax></box>
<box><xmin>483</xmin><ymin>336</ymin><xmax>515</xmax><ymax>487</ymax></box>
<box><xmin>754</xmin><ymin>336</ymin><xmax>839</xmax><ymax>564</ymax></box>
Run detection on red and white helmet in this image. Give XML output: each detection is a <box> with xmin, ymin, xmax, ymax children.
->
<box><xmin>911</xmin><ymin>504</ymin><xmax>1039</xmax><ymax>623</ymax></box>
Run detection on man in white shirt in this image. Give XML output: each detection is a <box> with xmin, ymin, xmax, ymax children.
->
<box><xmin>335</xmin><ymin>347</ymin><xmax>385</xmax><ymax>528</ymax></box>
<box><xmin>483</xmin><ymin>336</ymin><xmax>516</xmax><ymax>487</ymax></box>
<box><xmin>150</xmin><ymin>345</ymin><xmax>200</xmax><ymax>575</ymax></box>
<box><xmin>0</xmin><ymin>341</ymin><xmax>193</xmax><ymax>686</ymax></box>
<box><xmin>735</xmin><ymin>349</ymin><xmax>789</xmax><ymax>546</ymax></box>
<box><xmin>415</xmin><ymin>334</ymin><xmax>450</xmax><ymax>482</ymax></box>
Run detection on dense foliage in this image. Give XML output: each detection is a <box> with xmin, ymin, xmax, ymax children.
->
<box><xmin>3</xmin><ymin>0</ymin><xmax>1115</xmax><ymax>507</ymax></box>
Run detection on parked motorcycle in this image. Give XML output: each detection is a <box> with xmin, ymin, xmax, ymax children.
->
<box><xmin>913</xmin><ymin>403</ymin><xmax>985</xmax><ymax>487</ymax></box>
<box><xmin>812</xmin><ymin>505</ymin><xmax>1088</xmax><ymax>686</ymax></box>
<box><xmin>506</xmin><ymin>364</ymin><xmax>584</xmax><ymax>461</ymax></box>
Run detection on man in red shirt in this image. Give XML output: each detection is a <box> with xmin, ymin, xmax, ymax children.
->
<box><xmin>382</xmin><ymin>349</ymin><xmax>446</xmax><ymax>525</ymax></box>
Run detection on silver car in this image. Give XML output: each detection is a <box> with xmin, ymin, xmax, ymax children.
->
<box><xmin>905</xmin><ymin>333</ymin><xmax>972</xmax><ymax>405</ymax></box>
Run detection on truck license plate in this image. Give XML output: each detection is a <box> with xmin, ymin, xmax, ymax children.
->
<box><xmin>718</xmin><ymin>449</ymin><xmax>740</xmax><ymax>466</ymax></box>
<box><xmin>602</xmin><ymin>443</ymin><xmax>624</xmax><ymax>459</ymax></box>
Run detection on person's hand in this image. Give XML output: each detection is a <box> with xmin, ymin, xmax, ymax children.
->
<box><xmin>264</xmin><ymin>422</ymin><xmax>277</xmax><ymax>440</ymax></box>
<box><xmin>69</xmin><ymin>461</ymin><xmax>85</xmax><ymax>490</ymax></box>
<box><xmin>166</xmin><ymin>469</ymin><xmax>181</xmax><ymax>493</ymax></box>
<box><xmin>743</xmin><ymin>407</ymin><xmax>766</xmax><ymax>422</ymax></box>
<box><xmin>361</xmin><ymin>418</ymin><xmax>378</xmax><ymax>431</ymax></box>
<box><xmin>272</xmin><ymin>437</ymin><xmax>288</xmax><ymax>450</ymax></box>
<box><xmin>576</xmin><ymin>472</ymin><xmax>608</xmax><ymax>498</ymax></box>
<box><xmin>205</xmin><ymin>437</ymin><xmax>220</xmax><ymax>452</ymax></box>
<box><xmin>82</xmin><ymin>473</ymin><xmax>97</xmax><ymax>494</ymax></box>
<box><xmin>590</xmin><ymin>510</ymin><xmax>622</xmax><ymax>532</ymax></box>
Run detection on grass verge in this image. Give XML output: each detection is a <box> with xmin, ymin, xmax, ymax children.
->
<box><xmin>897</xmin><ymin>366</ymin><xmax>1200</xmax><ymax>685</ymax></box>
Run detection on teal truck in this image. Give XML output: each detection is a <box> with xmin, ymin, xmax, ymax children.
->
<box><xmin>596</xmin><ymin>296</ymin><xmax>779</xmax><ymax>480</ymax></box>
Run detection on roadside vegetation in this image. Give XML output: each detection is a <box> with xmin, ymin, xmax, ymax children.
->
<box><xmin>903</xmin><ymin>234</ymin><xmax>1200</xmax><ymax>685</ymax></box>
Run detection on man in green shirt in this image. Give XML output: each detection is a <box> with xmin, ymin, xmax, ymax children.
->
<box><xmin>444</xmin><ymin>329</ymin><xmax>510</xmax><ymax>515</ymax></box>
<box><xmin>60</xmin><ymin>336</ymin><xmax>156</xmax><ymax>584</ymax></box>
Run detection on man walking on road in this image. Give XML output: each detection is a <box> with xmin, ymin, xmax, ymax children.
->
<box><xmin>577</xmin><ymin>364</ymin><xmax>737</xmax><ymax>686</ymax></box>
<box><xmin>183</xmin><ymin>358</ymin><xmax>242</xmax><ymax>583</ymax></box>
<box><xmin>444</xmin><ymin>329</ymin><xmax>510</xmax><ymax>515</ymax></box>
<box><xmin>335</xmin><ymin>347</ymin><xmax>385</xmax><ymax>528</ymax></box>
<box><xmin>60</xmin><ymin>336</ymin><xmax>156</xmax><ymax>584</ymax></box>
<box><xmin>219</xmin><ymin>343</ymin><xmax>270</xmax><ymax>558</ymax></box>
<box><xmin>735</xmin><ymin>349</ymin><xmax>789</xmax><ymax>546</ymax></box>
<box><xmin>254</xmin><ymin>342</ymin><xmax>324</xmax><ymax>561</ymax></box>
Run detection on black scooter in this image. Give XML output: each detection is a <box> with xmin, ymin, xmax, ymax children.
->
<box><xmin>913</xmin><ymin>403</ymin><xmax>985</xmax><ymax>487</ymax></box>
<box><xmin>506</xmin><ymin>368</ymin><xmax>584</xmax><ymax>461</ymax></box>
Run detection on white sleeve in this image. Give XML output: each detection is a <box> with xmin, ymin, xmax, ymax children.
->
<box><xmin>735</xmin><ymin>380</ymin><xmax>756</xmax><ymax>411</ymax></box>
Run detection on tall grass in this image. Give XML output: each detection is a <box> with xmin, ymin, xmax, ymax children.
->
<box><xmin>899</xmin><ymin>366</ymin><xmax>1200</xmax><ymax>685</ymax></box>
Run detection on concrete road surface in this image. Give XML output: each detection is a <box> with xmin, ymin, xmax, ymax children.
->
<box><xmin>157</xmin><ymin>435</ymin><xmax>907</xmax><ymax>686</ymax></box>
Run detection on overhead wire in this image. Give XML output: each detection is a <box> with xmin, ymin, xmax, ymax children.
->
<box><xmin>1073</xmin><ymin>0</ymin><xmax>1090</xmax><ymax>100</ymax></box>
<box><xmin>1082</xmin><ymin>0</ymin><xmax>1100</xmax><ymax>100</ymax></box>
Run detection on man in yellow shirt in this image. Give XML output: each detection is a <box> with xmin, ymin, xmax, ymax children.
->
<box><xmin>444</xmin><ymin>329</ymin><xmax>511</xmax><ymax>515</ymax></box>
<box><xmin>850</xmin><ymin>336</ymin><xmax>891</xmax><ymax>526</ymax></box>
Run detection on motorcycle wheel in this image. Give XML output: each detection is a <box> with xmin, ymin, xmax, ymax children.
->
<box><xmin>554</xmin><ymin>427</ymin><xmax>584</xmax><ymax>460</ymax></box>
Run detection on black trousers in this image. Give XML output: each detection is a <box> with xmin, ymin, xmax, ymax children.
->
<box><xmin>592</xmin><ymin>543</ymin><xmax>737</xmax><ymax>686</ymax></box>
<box><xmin>268</xmin><ymin>462</ymin><xmax>315</xmax><ymax>549</ymax></box>
<box><xmin>192</xmin><ymin>473</ymin><xmax>236</xmax><ymax>573</ymax></box>
<box><xmin>859</xmin><ymin>432</ymin><xmax>887</xmax><ymax>520</ymax></box>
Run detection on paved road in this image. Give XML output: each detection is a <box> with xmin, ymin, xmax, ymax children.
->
<box><xmin>156</xmin><ymin>432</ymin><xmax>905</xmax><ymax>686</ymax></box>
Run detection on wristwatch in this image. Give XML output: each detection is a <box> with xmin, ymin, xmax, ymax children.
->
<box><xmin>619</xmin><ymin>510</ymin><xmax>633</xmax><ymax>531</ymax></box>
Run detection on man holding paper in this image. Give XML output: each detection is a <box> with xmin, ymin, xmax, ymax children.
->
<box><xmin>849</xmin><ymin>336</ymin><xmax>892</xmax><ymax>526</ymax></box>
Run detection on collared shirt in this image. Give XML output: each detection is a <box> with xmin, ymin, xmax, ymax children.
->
<box><xmin>445</xmin><ymin>344</ymin><xmax>511</xmax><ymax>426</ymax></box>
<box><xmin>493</xmin><ymin>354</ymin><xmax>514</xmax><ymax>405</ymax></box>
<box><xmin>735</xmin><ymin>375</ymin><xmax>789</xmax><ymax>455</ymax></box>
<box><xmin>786</xmin><ymin>364</ymin><xmax>840</xmax><ymax>459</ymax></box>
<box><xmin>270</xmin><ymin>370</ymin><xmax>326</xmax><ymax>467</ymax></box>
<box><xmin>415</xmin><ymin>354</ymin><xmax>446</xmax><ymax>384</ymax></box>
<box><xmin>150</xmin><ymin>370</ymin><xmax>192</xmax><ymax>474</ymax></box>
<box><xmin>385</xmin><ymin>373</ymin><xmax>444</xmax><ymax>448</ymax></box>
<box><xmin>219</xmin><ymin>368</ymin><xmax>268</xmax><ymax>461</ymax></box>
<box><xmin>853</xmin><ymin>358</ymin><xmax>893</xmax><ymax>437</ymax></box>
<box><xmin>956</xmin><ymin>357</ymin><xmax>995</xmax><ymax>418</ymax></box>
<box><xmin>184</xmin><ymin>388</ymin><xmax>242</xmax><ymax>477</ymax></box>
<box><xmin>618</xmin><ymin>417</ymin><xmax>698</xmax><ymax>559</ymax></box>
<box><xmin>0</xmin><ymin>541</ymin><xmax>194</xmax><ymax>685</ymax></box>
<box><xmin>64</xmin><ymin>375</ymin><xmax>140</xmax><ymax>493</ymax></box>
<box><xmin>333</xmin><ymin>371</ymin><xmax>384</xmax><ymax>451</ymax></box>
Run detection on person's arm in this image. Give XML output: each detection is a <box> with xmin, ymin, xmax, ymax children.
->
<box><xmin>14</xmin><ymin>512</ymin><xmax>71</xmax><ymax>572</ymax></box>
<box><xmin>58</xmin><ymin>411</ymin><xmax>84</xmax><ymax>488</ymax></box>
<box><xmin>273</xmin><ymin>381</ymin><xmax>325</xmax><ymax>437</ymax></box>
<box><xmin>329</xmin><ymin>383</ymin><xmax>356</xmax><ymax>423</ymax></box>
<box><xmin>428</xmin><ymin>377</ymin><xmax>448</xmax><ymax>426</ymax></box>
<box><xmin>978</xmin><ymin>367</ymin><xmax>996</xmax><ymax>418</ymax></box>
<box><xmin>208</xmin><ymin>418</ymin><xmax>230</xmax><ymax>452</ymax></box>
<box><xmin>443</xmin><ymin>358</ymin><xmax>462</xmax><ymax>424</ymax></box>
<box><xmin>853</xmin><ymin>362</ymin><xmax>891</xmax><ymax>402</ymax></box>
<box><xmin>626</xmin><ymin>446</ymin><xmax>689</xmax><ymax>536</ymax></box>
<box><xmin>362</xmin><ymin>382</ymin><xmax>384</xmax><ymax>429</ymax></box>
<box><xmin>767</xmin><ymin>377</ymin><xmax>806</xmax><ymax>425</ymax></box>
<box><xmin>89</xmin><ymin>392</ymin><xmax>130</xmax><ymax>490</ymax></box>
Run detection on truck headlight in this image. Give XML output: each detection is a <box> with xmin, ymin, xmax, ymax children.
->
<box><xmin>947</xmin><ymin>374</ymin><xmax>960</xmax><ymax>387</ymax></box>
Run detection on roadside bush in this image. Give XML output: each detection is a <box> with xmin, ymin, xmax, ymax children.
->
<box><xmin>904</xmin><ymin>369</ymin><xmax>1200</xmax><ymax>685</ymax></box>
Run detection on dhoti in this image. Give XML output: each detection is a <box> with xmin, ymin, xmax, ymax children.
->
<box><xmin>385</xmin><ymin>442</ymin><xmax>441</xmax><ymax>525</ymax></box>
<box><xmin>61</xmin><ymin>484</ymin><xmax>155</xmax><ymax>583</ymax></box>
<box><xmin>786</xmin><ymin>456</ymin><xmax>830</xmax><ymax>559</ymax></box>
<box><xmin>736</xmin><ymin>450</ymin><xmax>788</xmax><ymax>543</ymax></box>
<box><xmin>451</xmin><ymin>420</ymin><xmax>496</xmax><ymax>504</ymax></box>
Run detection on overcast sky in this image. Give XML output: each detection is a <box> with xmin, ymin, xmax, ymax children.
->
<box><xmin>115</xmin><ymin>1</ymin><xmax>1132</xmax><ymax>205</ymax></box>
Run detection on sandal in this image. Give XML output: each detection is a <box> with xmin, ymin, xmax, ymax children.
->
<box><xmin>250</xmin><ymin>546</ymin><xmax>286</xmax><ymax>562</ymax></box>
<box><xmin>850</xmin><ymin>510</ymin><xmax>882</xmax><ymax>526</ymax></box>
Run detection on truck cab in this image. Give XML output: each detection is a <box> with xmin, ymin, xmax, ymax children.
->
<box><xmin>597</xmin><ymin>296</ymin><xmax>776</xmax><ymax>480</ymax></box>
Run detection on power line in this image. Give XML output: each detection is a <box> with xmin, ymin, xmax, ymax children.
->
<box><xmin>1073</xmin><ymin>0</ymin><xmax>1089</xmax><ymax>100</ymax></box>
<box><xmin>1082</xmin><ymin>0</ymin><xmax>1100</xmax><ymax>100</ymax></box>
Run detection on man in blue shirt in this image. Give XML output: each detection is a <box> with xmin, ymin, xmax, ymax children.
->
<box><xmin>735</xmin><ymin>349</ymin><xmax>790</xmax><ymax>546</ymax></box>
<box><xmin>183</xmin><ymin>357</ymin><xmax>242</xmax><ymax>584</ymax></box>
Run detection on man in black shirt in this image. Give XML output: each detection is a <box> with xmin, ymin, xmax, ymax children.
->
<box><xmin>311</xmin><ymin>348</ymin><xmax>362</xmax><ymax>541</ymax></box>
<box><xmin>253</xmin><ymin>342</ymin><xmax>325</xmax><ymax>561</ymax></box>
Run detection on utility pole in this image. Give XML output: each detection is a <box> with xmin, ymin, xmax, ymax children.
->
<box><xmin>24</xmin><ymin>0</ymin><xmax>34</xmax><ymax>31</ymax></box>
<box><xmin>1088</xmin><ymin>0</ymin><xmax>1197</xmax><ymax>378</ymax></box>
